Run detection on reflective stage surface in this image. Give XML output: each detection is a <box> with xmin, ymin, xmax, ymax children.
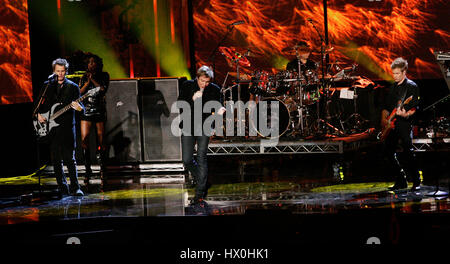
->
<box><xmin>1</xmin><ymin>180</ymin><xmax>449</xmax><ymax>224</ymax></box>
<box><xmin>0</xmin><ymin>153</ymin><xmax>449</xmax><ymax>245</ymax></box>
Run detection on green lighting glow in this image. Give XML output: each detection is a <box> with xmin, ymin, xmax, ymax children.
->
<box><xmin>340</xmin><ymin>41</ymin><xmax>393</xmax><ymax>81</ymax></box>
<box><xmin>33</xmin><ymin>2</ymin><xmax>126</xmax><ymax>78</ymax></box>
<box><xmin>61</xmin><ymin>5</ymin><xmax>127</xmax><ymax>78</ymax></box>
<box><xmin>271</xmin><ymin>55</ymin><xmax>290</xmax><ymax>70</ymax></box>
<box><xmin>88</xmin><ymin>188</ymin><xmax>184</xmax><ymax>200</ymax></box>
<box><xmin>131</xmin><ymin>0</ymin><xmax>191</xmax><ymax>79</ymax></box>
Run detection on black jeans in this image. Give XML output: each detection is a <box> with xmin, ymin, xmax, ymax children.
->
<box><xmin>385</xmin><ymin>121</ymin><xmax>420</xmax><ymax>185</ymax></box>
<box><xmin>50</xmin><ymin>141</ymin><xmax>80</xmax><ymax>194</ymax></box>
<box><xmin>181</xmin><ymin>135</ymin><xmax>209</xmax><ymax>199</ymax></box>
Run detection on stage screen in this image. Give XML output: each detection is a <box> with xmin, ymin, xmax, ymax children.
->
<box><xmin>0</xmin><ymin>0</ymin><xmax>32</xmax><ymax>105</ymax></box>
<box><xmin>193</xmin><ymin>0</ymin><xmax>450</xmax><ymax>83</ymax></box>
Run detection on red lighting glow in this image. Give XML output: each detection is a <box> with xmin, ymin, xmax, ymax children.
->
<box><xmin>0</xmin><ymin>0</ymin><xmax>32</xmax><ymax>104</ymax></box>
<box><xmin>194</xmin><ymin>0</ymin><xmax>450</xmax><ymax>82</ymax></box>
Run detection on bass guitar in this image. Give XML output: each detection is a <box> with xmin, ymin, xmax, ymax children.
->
<box><xmin>377</xmin><ymin>95</ymin><xmax>413</xmax><ymax>142</ymax></box>
<box><xmin>33</xmin><ymin>87</ymin><xmax>100</xmax><ymax>138</ymax></box>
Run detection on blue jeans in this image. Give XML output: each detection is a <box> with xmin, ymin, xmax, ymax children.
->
<box><xmin>181</xmin><ymin>135</ymin><xmax>209</xmax><ymax>199</ymax></box>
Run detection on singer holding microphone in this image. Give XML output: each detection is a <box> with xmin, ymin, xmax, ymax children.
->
<box><xmin>177</xmin><ymin>66</ymin><xmax>226</xmax><ymax>208</ymax></box>
<box><xmin>35</xmin><ymin>58</ymin><xmax>85</xmax><ymax>197</ymax></box>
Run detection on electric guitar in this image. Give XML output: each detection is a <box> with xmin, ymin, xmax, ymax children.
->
<box><xmin>377</xmin><ymin>95</ymin><xmax>413</xmax><ymax>142</ymax></box>
<box><xmin>33</xmin><ymin>87</ymin><xmax>100</xmax><ymax>138</ymax></box>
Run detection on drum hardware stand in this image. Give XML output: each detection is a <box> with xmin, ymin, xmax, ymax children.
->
<box><xmin>208</xmin><ymin>23</ymin><xmax>239</xmax><ymax>81</ymax></box>
<box><xmin>307</xmin><ymin>19</ymin><xmax>343</xmax><ymax>137</ymax></box>
<box><xmin>313</xmin><ymin>81</ymin><xmax>345</xmax><ymax>137</ymax></box>
<box><xmin>292</xmin><ymin>51</ymin><xmax>307</xmax><ymax>137</ymax></box>
<box><xmin>343</xmin><ymin>85</ymin><xmax>368</xmax><ymax>133</ymax></box>
<box><xmin>423</xmin><ymin>94</ymin><xmax>450</xmax><ymax>197</ymax></box>
<box><xmin>287</xmin><ymin>51</ymin><xmax>311</xmax><ymax>138</ymax></box>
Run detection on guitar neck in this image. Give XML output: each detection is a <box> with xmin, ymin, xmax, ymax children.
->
<box><xmin>50</xmin><ymin>94</ymin><xmax>88</xmax><ymax>121</ymax></box>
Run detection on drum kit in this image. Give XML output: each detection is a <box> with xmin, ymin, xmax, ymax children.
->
<box><xmin>218</xmin><ymin>44</ymin><xmax>373</xmax><ymax>139</ymax></box>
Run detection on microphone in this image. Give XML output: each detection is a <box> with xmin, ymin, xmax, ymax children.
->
<box><xmin>230</xmin><ymin>20</ymin><xmax>245</xmax><ymax>26</ymax></box>
<box><xmin>48</xmin><ymin>73</ymin><xmax>57</xmax><ymax>79</ymax></box>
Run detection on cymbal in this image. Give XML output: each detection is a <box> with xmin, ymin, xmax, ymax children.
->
<box><xmin>221</xmin><ymin>46</ymin><xmax>262</xmax><ymax>57</ymax></box>
<box><xmin>219</xmin><ymin>46</ymin><xmax>251</xmax><ymax>67</ymax></box>
<box><xmin>311</xmin><ymin>46</ymin><xmax>335</xmax><ymax>55</ymax></box>
<box><xmin>329</xmin><ymin>62</ymin><xmax>347</xmax><ymax>65</ymax></box>
<box><xmin>228</xmin><ymin>72</ymin><xmax>252</xmax><ymax>80</ymax></box>
<box><xmin>352</xmin><ymin>76</ymin><xmax>375</xmax><ymax>88</ymax></box>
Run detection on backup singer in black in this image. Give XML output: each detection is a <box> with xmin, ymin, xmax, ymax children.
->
<box><xmin>79</xmin><ymin>53</ymin><xmax>110</xmax><ymax>180</ymax></box>
<box><xmin>36</xmin><ymin>58</ymin><xmax>85</xmax><ymax>196</ymax></box>
<box><xmin>381</xmin><ymin>57</ymin><xmax>421</xmax><ymax>191</ymax></box>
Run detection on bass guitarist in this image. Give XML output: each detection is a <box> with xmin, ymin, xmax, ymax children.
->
<box><xmin>35</xmin><ymin>58</ymin><xmax>85</xmax><ymax>197</ymax></box>
<box><xmin>381</xmin><ymin>57</ymin><xmax>420</xmax><ymax>191</ymax></box>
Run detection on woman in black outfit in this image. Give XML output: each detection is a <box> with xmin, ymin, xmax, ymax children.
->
<box><xmin>79</xmin><ymin>53</ymin><xmax>110</xmax><ymax>180</ymax></box>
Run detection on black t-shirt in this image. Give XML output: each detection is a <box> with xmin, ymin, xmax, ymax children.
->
<box><xmin>286</xmin><ymin>58</ymin><xmax>318</xmax><ymax>72</ymax></box>
<box><xmin>383</xmin><ymin>78</ymin><xmax>420</xmax><ymax>124</ymax></box>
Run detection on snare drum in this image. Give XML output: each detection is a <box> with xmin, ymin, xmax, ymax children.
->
<box><xmin>250</xmin><ymin>70</ymin><xmax>277</xmax><ymax>96</ymax></box>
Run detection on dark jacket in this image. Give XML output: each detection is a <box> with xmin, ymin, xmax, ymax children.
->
<box><xmin>38</xmin><ymin>78</ymin><xmax>82</xmax><ymax>148</ymax></box>
<box><xmin>177</xmin><ymin>79</ymin><xmax>223</xmax><ymax>136</ymax></box>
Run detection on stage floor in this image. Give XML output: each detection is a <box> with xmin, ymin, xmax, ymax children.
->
<box><xmin>0</xmin><ymin>179</ymin><xmax>448</xmax><ymax>222</ymax></box>
<box><xmin>0</xmin><ymin>152</ymin><xmax>449</xmax><ymax>245</ymax></box>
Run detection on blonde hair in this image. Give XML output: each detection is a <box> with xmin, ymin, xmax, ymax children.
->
<box><xmin>391</xmin><ymin>57</ymin><xmax>408</xmax><ymax>71</ymax></box>
<box><xmin>196</xmin><ymin>65</ymin><xmax>214</xmax><ymax>79</ymax></box>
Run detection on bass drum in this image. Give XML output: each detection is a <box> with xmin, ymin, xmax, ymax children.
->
<box><xmin>250</xmin><ymin>97</ymin><xmax>291</xmax><ymax>138</ymax></box>
<box><xmin>302</xmin><ymin>84</ymin><xmax>320</xmax><ymax>105</ymax></box>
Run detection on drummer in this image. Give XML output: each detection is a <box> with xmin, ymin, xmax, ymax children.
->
<box><xmin>285</xmin><ymin>41</ymin><xmax>318</xmax><ymax>73</ymax></box>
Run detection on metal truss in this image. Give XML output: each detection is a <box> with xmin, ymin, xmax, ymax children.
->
<box><xmin>412</xmin><ymin>138</ymin><xmax>450</xmax><ymax>152</ymax></box>
<box><xmin>207</xmin><ymin>140</ymin><xmax>343</xmax><ymax>155</ymax></box>
<box><xmin>207</xmin><ymin>138</ymin><xmax>450</xmax><ymax>155</ymax></box>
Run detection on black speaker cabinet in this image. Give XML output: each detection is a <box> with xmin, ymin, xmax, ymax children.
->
<box><xmin>105</xmin><ymin>77</ymin><xmax>185</xmax><ymax>164</ymax></box>
<box><xmin>105</xmin><ymin>79</ymin><xmax>142</xmax><ymax>163</ymax></box>
<box><xmin>140</xmin><ymin>78</ymin><xmax>184</xmax><ymax>162</ymax></box>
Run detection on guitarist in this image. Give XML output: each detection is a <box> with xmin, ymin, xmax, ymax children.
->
<box><xmin>36</xmin><ymin>58</ymin><xmax>85</xmax><ymax>197</ymax></box>
<box><xmin>381</xmin><ymin>57</ymin><xmax>420</xmax><ymax>191</ymax></box>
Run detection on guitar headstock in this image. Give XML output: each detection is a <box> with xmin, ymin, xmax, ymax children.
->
<box><xmin>87</xmin><ymin>87</ymin><xmax>101</xmax><ymax>96</ymax></box>
<box><xmin>403</xmin><ymin>95</ymin><xmax>413</xmax><ymax>105</ymax></box>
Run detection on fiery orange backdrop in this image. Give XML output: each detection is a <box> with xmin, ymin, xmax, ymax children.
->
<box><xmin>0</xmin><ymin>0</ymin><xmax>32</xmax><ymax>105</ymax></box>
<box><xmin>194</xmin><ymin>0</ymin><xmax>450</xmax><ymax>83</ymax></box>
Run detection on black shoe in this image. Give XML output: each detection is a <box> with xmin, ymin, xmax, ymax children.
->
<box><xmin>388</xmin><ymin>181</ymin><xmax>408</xmax><ymax>191</ymax></box>
<box><xmin>72</xmin><ymin>188</ymin><xmax>84</xmax><ymax>196</ymax></box>
<box><xmin>411</xmin><ymin>182</ymin><xmax>421</xmax><ymax>191</ymax></box>
<box><xmin>190</xmin><ymin>198</ymin><xmax>209</xmax><ymax>215</ymax></box>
